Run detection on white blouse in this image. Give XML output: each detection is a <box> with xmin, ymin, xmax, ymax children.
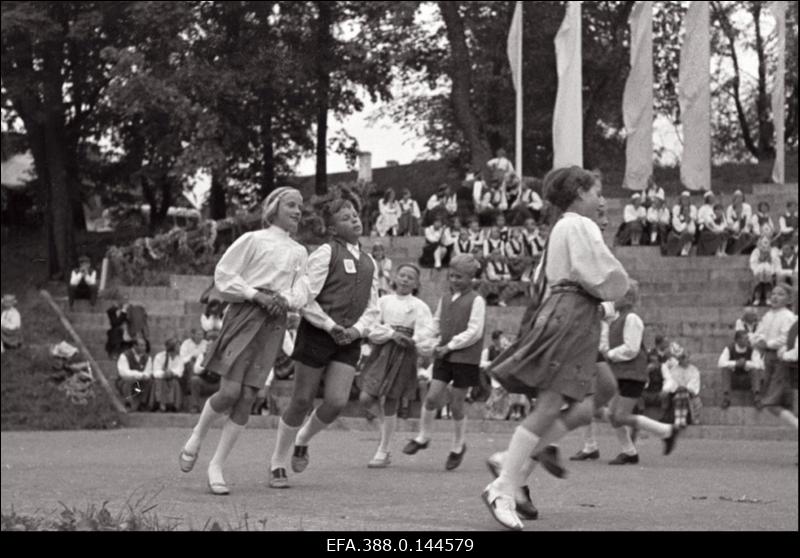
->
<box><xmin>623</xmin><ymin>205</ymin><xmax>647</xmax><ymax>224</ymax></box>
<box><xmin>367</xmin><ymin>294</ymin><xmax>433</xmax><ymax>348</ymax></box>
<box><xmin>671</xmin><ymin>204</ymin><xmax>698</xmax><ymax>233</ymax></box>
<box><xmin>646</xmin><ymin>207</ymin><xmax>671</xmax><ymax>226</ymax></box>
<box><xmin>152</xmin><ymin>351</ymin><xmax>185</xmax><ymax>379</ymax></box>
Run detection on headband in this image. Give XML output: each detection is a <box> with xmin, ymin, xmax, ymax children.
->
<box><xmin>262</xmin><ymin>187</ymin><xmax>301</xmax><ymax>223</ymax></box>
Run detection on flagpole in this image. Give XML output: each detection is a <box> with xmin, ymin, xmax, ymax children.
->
<box><xmin>515</xmin><ymin>1</ymin><xmax>523</xmax><ymax>179</ymax></box>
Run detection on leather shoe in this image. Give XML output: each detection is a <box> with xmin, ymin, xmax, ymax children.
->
<box><xmin>570</xmin><ymin>449</ymin><xmax>600</xmax><ymax>461</ymax></box>
<box><xmin>291</xmin><ymin>445</ymin><xmax>309</xmax><ymax>473</ymax></box>
<box><xmin>609</xmin><ymin>452</ymin><xmax>639</xmax><ymax>465</ymax></box>
<box><xmin>481</xmin><ymin>484</ymin><xmax>523</xmax><ymax>531</ymax></box>
<box><xmin>445</xmin><ymin>444</ymin><xmax>467</xmax><ymax>471</ymax></box>
<box><xmin>534</xmin><ymin>445</ymin><xmax>567</xmax><ymax>479</ymax></box>
<box><xmin>402</xmin><ymin>438</ymin><xmax>430</xmax><ymax>455</ymax></box>
<box><xmin>515</xmin><ymin>486</ymin><xmax>539</xmax><ymax>520</ymax></box>
<box><xmin>367</xmin><ymin>452</ymin><xmax>391</xmax><ymax>468</ymax></box>
<box><xmin>207</xmin><ymin>480</ymin><xmax>230</xmax><ymax>496</ymax></box>
<box><xmin>269</xmin><ymin>467</ymin><xmax>289</xmax><ymax>489</ymax></box>
<box><xmin>663</xmin><ymin>425</ymin><xmax>680</xmax><ymax>456</ymax></box>
<box><xmin>179</xmin><ymin>448</ymin><xmax>198</xmax><ymax>473</ymax></box>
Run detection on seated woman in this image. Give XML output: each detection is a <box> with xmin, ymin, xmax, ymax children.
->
<box><xmin>664</xmin><ymin>191</ymin><xmax>697</xmax><ymax>257</ymax></box>
<box><xmin>375</xmin><ymin>188</ymin><xmax>401</xmax><ymax>237</ymax></box>
<box><xmin>397</xmin><ymin>189</ymin><xmax>421</xmax><ymax>236</ymax></box>
<box><xmin>749</xmin><ymin>235</ymin><xmax>780</xmax><ymax>306</ymax></box>
<box><xmin>661</xmin><ymin>344</ymin><xmax>702</xmax><ymax>428</ymax></box>
<box><xmin>152</xmin><ymin>337</ymin><xmax>185</xmax><ymax>412</ymax></box>
<box><xmin>615</xmin><ymin>193</ymin><xmax>647</xmax><ymax>246</ymax></box>
<box><xmin>1</xmin><ymin>294</ymin><xmax>22</xmax><ymax>353</ymax></box>
<box><xmin>418</xmin><ymin>217</ymin><xmax>452</xmax><ymax>269</ymax></box>
<box><xmin>726</xmin><ymin>191</ymin><xmax>757</xmax><ymax>255</ymax></box>
<box><xmin>508</xmin><ymin>178</ymin><xmax>544</xmax><ymax>225</ymax></box>
<box><xmin>645</xmin><ymin>197</ymin><xmax>671</xmax><ymax>247</ymax></box>
<box><xmin>697</xmin><ymin>203</ymin><xmax>729</xmax><ymax>257</ymax></box>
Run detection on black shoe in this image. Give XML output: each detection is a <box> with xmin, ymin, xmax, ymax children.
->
<box><xmin>402</xmin><ymin>439</ymin><xmax>430</xmax><ymax>455</ymax></box>
<box><xmin>663</xmin><ymin>426</ymin><xmax>679</xmax><ymax>456</ymax></box>
<box><xmin>570</xmin><ymin>449</ymin><xmax>600</xmax><ymax>461</ymax></box>
<box><xmin>609</xmin><ymin>452</ymin><xmax>639</xmax><ymax>465</ymax></box>
<box><xmin>445</xmin><ymin>444</ymin><xmax>467</xmax><ymax>471</ymax></box>
<box><xmin>516</xmin><ymin>486</ymin><xmax>539</xmax><ymax>520</ymax></box>
<box><xmin>291</xmin><ymin>445</ymin><xmax>309</xmax><ymax>473</ymax></box>
<box><xmin>534</xmin><ymin>445</ymin><xmax>568</xmax><ymax>479</ymax></box>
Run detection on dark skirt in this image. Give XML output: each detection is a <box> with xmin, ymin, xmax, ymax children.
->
<box><xmin>360</xmin><ymin>327</ymin><xmax>419</xmax><ymax>400</ymax></box>
<box><xmin>762</xmin><ymin>350</ymin><xmax>794</xmax><ymax>408</ymax></box>
<box><xmin>726</xmin><ymin>233</ymin><xmax>756</xmax><ymax>255</ymax></box>
<box><xmin>664</xmin><ymin>230</ymin><xmax>693</xmax><ymax>256</ymax></box>
<box><xmin>201</xmin><ymin>300</ymin><xmax>287</xmax><ymax>389</ymax></box>
<box><xmin>697</xmin><ymin>230</ymin><xmax>727</xmax><ymax>256</ymax></box>
<box><xmin>487</xmin><ymin>284</ymin><xmax>602</xmax><ymax>402</ymax></box>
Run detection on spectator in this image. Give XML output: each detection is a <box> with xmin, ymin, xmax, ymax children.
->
<box><xmin>504</xmin><ymin>174</ymin><xmax>521</xmax><ymax>209</ymax></box>
<box><xmin>453</xmin><ymin>229</ymin><xmax>475</xmax><ymax>256</ymax></box>
<box><xmin>470</xmin><ymin>246</ymin><xmax>486</xmax><ymax>279</ymax></box>
<box><xmin>666</xmin><ymin>191</ymin><xmax>697</xmax><ymax>257</ymax></box>
<box><xmin>718</xmin><ymin>330</ymin><xmax>764</xmax><ymax>410</ymax></box>
<box><xmin>68</xmin><ymin>255</ymin><xmax>98</xmax><ymax>309</ymax></box>
<box><xmin>750</xmin><ymin>201</ymin><xmax>775</xmax><ymax>239</ymax></box>
<box><xmin>735</xmin><ymin>306</ymin><xmax>760</xmax><ymax>336</ymax></box>
<box><xmin>483</xmin><ymin>227</ymin><xmax>506</xmax><ymax>258</ymax></box>
<box><xmin>51</xmin><ymin>340</ymin><xmax>92</xmax><ymax>378</ymax></box>
<box><xmin>775</xmin><ymin>201</ymin><xmax>798</xmax><ymax>248</ymax></box>
<box><xmin>1</xmin><ymin>294</ymin><xmax>22</xmax><ymax>353</ymax></box>
<box><xmin>180</xmin><ymin>328</ymin><xmax>207</xmax><ymax>403</ymax></box>
<box><xmin>726</xmin><ymin>190</ymin><xmax>757</xmax><ymax>255</ymax></box>
<box><xmin>661</xmin><ymin>343</ymin><xmax>701</xmax><ymax>428</ymax></box>
<box><xmin>152</xmin><ymin>337</ymin><xmax>185</xmax><ymax>412</ymax></box>
<box><xmin>372</xmin><ymin>243</ymin><xmax>394</xmax><ymax>296</ymax></box>
<box><xmin>397</xmin><ymin>188</ymin><xmax>421</xmax><ymax>236</ymax></box>
<box><xmin>641</xmin><ymin>334</ymin><xmax>671</xmax><ymax>419</ymax></box>
<box><xmin>697</xmin><ymin>203</ymin><xmax>729</xmax><ymax>257</ymax></box>
<box><xmin>522</xmin><ymin>218</ymin><xmax>546</xmax><ymax>259</ymax></box>
<box><xmin>201</xmin><ymin>299</ymin><xmax>225</xmax><ymax>333</ymax></box>
<box><xmin>505</xmin><ymin>228</ymin><xmax>527</xmax><ymax>280</ymax></box>
<box><xmin>467</xmin><ymin>217</ymin><xmax>486</xmax><ymax>252</ymax></box>
<box><xmin>425</xmin><ymin>184</ymin><xmax>457</xmax><ymax>226</ymax></box>
<box><xmin>646</xmin><ymin>196</ymin><xmax>671</xmax><ymax>247</ymax></box>
<box><xmin>643</xmin><ymin>176</ymin><xmax>665</xmax><ymax>208</ymax></box>
<box><xmin>126</xmin><ymin>301</ymin><xmax>150</xmax><ymax>350</ymax></box>
<box><xmin>116</xmin><ymin>336</ymin><xmax>154</xmax><ymax>412</ymax></box>
<box><xmin>375</xmin><ymin>188</ymin><xmax>401</xmax><ymax>237</ymax></box>
<box><xmin>775</xmin><ymin>238</ymin><xmax>798</xmax><ymax>287</ymax></box>
<box><xmin>419</xmin><ymin>217</ymin><xmax>452</xmax><ymax>269</ymax></box>
<box><xmin>485</xmin><ymin>251</ymin><xmax>511</xmax><ymax>282</ymax></box>
<box><xmin>749</xmin><ymin>235</ymin><xmax>779</xmax><ymax>306</ymax></box>
<box><xmin>509</xmin><ymin>178</ymin><xmax>544</xmax><ymax>225</ymax></box>
<box><xmin>616</xmin><ymin>193</ymin><xmax>647</xmax><ymax>246</ymax></box>
<box><xmin>495</xmin><ymin>213</ymin><xmax>510</xmax><ymax>242</ymax></box>
<box><xmin>105</xmin><ymin>298</ymin><xmax>130</xmax><ymax>359</ymax></box>
<box><xmin>486</xmin><ymin>148</ymin><xmax>515</xmax><ymax>184</ymax></box>
<box><xmin>478</xmin><ymin>179</ymin><xmax>508</xmax><ymax>226</ymax></box>
<box><xmin>189</xmin><ymin>330</ymin><xmax>221</xmax><ymax>413</ymax></box>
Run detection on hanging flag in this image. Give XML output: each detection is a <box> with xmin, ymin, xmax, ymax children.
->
<box><xmin>552</xmin><ymin>2</ymin><xmax>582</xmax><ymax>169</ymax></box>
<box><xmin>507</xmin><ymin>1</ymin><xmax>523</xmax><ymax>176</ymax></box>
<box><xmin>769</xmin><ymin>1</ymin><xmax>786</xmax><ymax>184</ymax></box>
<box><xmin>622</xmin><ymin>1</ymin><xmax>654</xmax><ymax>191</ymax></box>
<box><xmin>678</xmin><ymin>1</ymin><xmax>711</xmax><ymax>191</ymax></box>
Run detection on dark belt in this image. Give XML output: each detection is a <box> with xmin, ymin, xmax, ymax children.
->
<box><xmin>549</xmin><ymin>281</ymin><xmax>601</xmax><ymax>304</ymax></box>
<box><xmin>391</xmin><ymin>325</ymin><xmax>414</xmax><ymax>336</ymax></box>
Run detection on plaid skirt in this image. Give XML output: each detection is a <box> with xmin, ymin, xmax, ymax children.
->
<box><xmin>359</xmin><ymin>326</ymin><xmax>418</xmax><ymax>400</ymax></box>
<box><xmin>487</xmin><ymin>283</ymin><xmax>602</xmax><ymax>402</ymax></box>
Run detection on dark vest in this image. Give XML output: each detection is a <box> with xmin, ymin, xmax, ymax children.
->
<box><xmin>315</xmin><ymin>240</ymin><xmax>375</xmax><ymax>329</ymax></box>
<box><xmin>498</xmin><ymin>228</ymin><xmax>510</xmax><ymax>242</ymax></box>
<box><xmin>786</xmin><ymin>320</ymin><xmax>798</xmax><ymax>353</ymax></box>
<box><xmin>507</xmin><ymin>239</ymin><xmax>523</xmax><ymax>257</ymax></box>
<box><xmin>780</xmin><ymin>252</ymin><xmax>797</xmax><ymax>271</ymax></box>
<box><xmin>457</xmin><ymin>239</ymin><xmax>473</xmax><ymax>254</ymax></box>
<box><xmin>608</xmin><ymin>310</ymin><xmax>647</xmax><ymax>382</ymax></box>
<box><xmin>440</xmin><ymin>290</ymin><xmax>483</xmax><ymax>365</ymax></box>
<box><xmin>728</xmin><ymin>343</ymin><xmax>753</xmax><ymax>373</ymax></box>
<box><xmin>123</xmin><ymin>349</ymin><xmax>149</xmax><ymax>372</ymax></box>
<box><xmin>784</xmin><ymin>213</ymin><xmax>798</xmax><ymax>230</ymax></box>
<box><xmin>486</xmin><ymin>238</ymin><xmax>504</xmax><ymax>255</ymax></box>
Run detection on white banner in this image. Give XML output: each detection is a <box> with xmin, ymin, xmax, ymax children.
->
<box><xmin>769</xmin><ymin>1</ymin><xmax>786</xmax><ymax>184</ymax></box>
<box><xmin>552</xmin><ymin>2</ymin><xmax>583</xmax><ymax>169</ymax></box>
<box><xmin>507</xmin><ymin>1</ymin><xmax>523</xmax><ymax>177</ymax></box>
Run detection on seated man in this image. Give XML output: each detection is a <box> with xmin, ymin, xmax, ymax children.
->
<box><xmin>1</xmin><ymin>294</ymin><xmax>22</xmax><ymax>353</ymax></box>
<box><xmin>775</xmin><ymin>238</ymin><xmax>798</xmax><ymax>287</ymax></box>
<box><xmin>774</xmin><ymin>201</ymin><xmax>798</xmax><ymax>248</ymax></box>
<box><xmin>718</xmin><ymin>330</ymin><xmax>764</xmax><ymax>409</ymax></box>
<box><xmin>152</xmin><ymin>337</ymin><xmax>185</xmax><ymax>412</ymax></box>
<box><xmin>116</xmin><ymin>336</ymin><xmax>154</xmax><ymax>411</ymax></box>
<box><xmin>68</xmin><ymin>255</ymin><xmax>98</xmax><ymax>309</ymax></box>
<box><xmin>189</xmin><ymin>330</ymin><xmax>221</xmax><ymax>413</ymax></box>
<box><xmin>662</xmin><ymin>344</ymin><xmax>702</xmax><ymax>428</ymax></box>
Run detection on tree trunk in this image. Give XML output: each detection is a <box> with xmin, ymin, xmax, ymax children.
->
<box><xmin>314</xmin><ymin>1</ymin><xmax>333</xmax><ymax>196</ymax></box>
<box><xmin>751</xmin><ymin>2</ymin><xmax>774</xmax><ymax>158</ymax></box>
<box><xmin>209</xmin><ymin>169</ymin><xmax>227</xmax><ymax>220</ymax></box>
<box><xmin>260</xmin><ymin>89</ymin><xmax>276</xmax><ymax>199</ymax></box>
<box><xmin>438</xmin><ymin>1</ymin><xmax>492</xmax><ymax>174</ymax></box>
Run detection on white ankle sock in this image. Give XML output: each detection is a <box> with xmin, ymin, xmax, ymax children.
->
<box><xmin>495</xmin><ymin>426</ymin><xmax>540</xmax><ymax>495</ymax></box>
<box><xmin>633</xmin><ymin>414</ymin><xmax>672</xmax><ymax>439</ymax></box>
<box><xmin>379</xmin><ymin>414</ymin><xmax>398</xmax><ymax>453</ymax></box>
<box><xmin>295</xmin><ymin>409</ymin><xmax>329</xmax><ymax>446</ymax></box>
<box><xmin>185</xmin><ymin>398</ymin><xmax>223</xmax><ymax>454</ymax></box>
<box><xmin>452</xmin><ymin>418</ymin><xmax>467</xmax><ymax>452</ymax></box>
<box><xmin>615</xmin><ymin>426</ymin><xmax>637</xmax><ymax>455</ymax></box>
<box><xmin>778</xmin><ymin>410</ymin><xmax>798</xmax><ymax>430</ymax></box>
<box><xmin>208</xmin><ymin>419</ymin><xmax>244</xmax><ymax>485</ymax></box>
<box><xmin>417</xmin><ymin>405</ymin><xmax>435</xmax><ymax>443</ymax></box>
<box><xmin>582</xmin><ymin>422</ymin><xmax>598</xmax><ymax>452</ymax></box>
<box><xmin>270</xmin><ymin>418</ymin><xmax>300</xmax><ymax>471</ymax></box>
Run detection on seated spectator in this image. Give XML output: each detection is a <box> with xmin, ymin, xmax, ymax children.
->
<box><xmin>483</xmin><ymin>227</ymin><xmax>506</xmax><ymax>258</ymax></box>
<box><xmin>642</xmin><ymin>176</ymin><xmax>665</xmax><ymax>208</ymax></box>
<box><xmin>375</xmin><ymin>188</ymin><xmax>401</xmax><ymax>237</ymax></box>
<box><xmin>50</xmin><ymin>340</ymin><xmax>92</xmax><ymax>378</ymax></box>
<box><xmin>504</xmin><ymin>228</ymin><xmax>527</xmax><ymax>280</ymax></box>
<box><xmin>504</xmin><ymin>174</ymin><xmax>520</xmax><ymax>209</ymax></box>
<box><xmin>775</xmin><ymin>237</ymin><xmax>798</xmax><ymax>287</ymax></box>
<box><xmin>478</xmin><ymin>179</ymin><xmax>508</xmax><ymax>226</ymax></box>
<box><xmin>372</xmin><ymin>243</ymin><xmax>393</xmax><ymax>296</ymax></box>
<box><xmin>105</xmin><ymin>298</ymin><xmax>130</xmax><ymax>359</ymax></box>
<box><xmin>665</xmin><ymin>191</ymin><xmax>697</xmax><ymax>257</ymax></box>
<box><xmin>495</xmin><ymin>213</ymin><xmax>510</xmax><ymax>242</ymax></box>
<box><xmin>419</xmin><ymin>217</ymin><xmax>452</xmax><ymax>269</ymax></box>
<box><xmin>180</xmin><ymin>328</ymin><xmax>207</xmax><ymax>403</ymax></box>
<box><xmin>189</xmin><ymin>330</ymin><xmax>221</xmax><ymax>413</ymax></box>
<box><xmin>734</xmin><ymin>306</ymin><xmax>760</xmax><ymax>336</ymax></box>
<box><xmin>509</xmin><ymin>178</ymin><xmax>544</xmax><ymax>225</ymax></box>
<box><xmin>467</xmin><ymin>217</ymin><xmax>486</xmax><ymax>252</ymax></box>
<box><xmin>486</xmin><ymin>148</ymin><xmax>515</xmax><ymax>184</ymax></box>
<box><xmin>726</xmin><ymin>190</ymin><xmax>757</xmax><ymax>255</ymax></box>
<box><xmin>68</xmin><ymin>255</ymin><xmax>98</xmax><ymax>309</ymax></box>
<box><xmin>775</xmin><ymin>201</ymin><xmax>798</xmax><ymax>248</ymax></box>
<box><xmin>485</xmin><ymin>251</ymin><xmax>511</xmax><ymax>282</ymax></box>
<box><xmin>453</xmin><ymin>229</ymin><xmax>475</xmax><ymax>256</ymax></box>
<box><xmin>718</xmin><ymin>330</ymin><xmax>764</xmax><ymax>410</ymax></box>
<box><xmin>615</xmin><ymin>193</ymin><xmax>647</xmax><ymax>246</ymax></box>
<box><xmin>750</xmin><ymin>201</ymin><xmax>775</xmax><ymax>239</ymax></box>
<box><xmin>697</xmin><ymin>202</ymin><xmax>729</xmax><ymax>257</ymax></box>
<box><xmin>661</xmin><ymin>343</ymin><xmax>702</xmax><ymax>427</ymax></box>
<box><xmin>201</xmin><ymin>299</ymin><xmax>225</xmax><ymax>333</ymax></box>
<box><xmin>522</xmin><ymin>218</ymin><xmax>546</xmax><ymax>259</ymax></box>
<box><xmin>152</xmin><ymin>337</ymin><xmax>185</xmax><ymax>412</ymax></box>
<box><xmin>424</xmin><ymin>184</ymin><xmax>457</xmax><ymax>226</ymax></box>
<box><xmin>397</xmin><ymin>188</ymin><xmax>421</xmax><ymax>236</ymax></box>
<box><xmin>470</xmin><ymin>246</ymin><xmax>486</xmax><ymax>279</ymax></box>
<box><xmin>116</xmin><ymin>336</ymin><xmax>154</xmax><ymax>412</ymax></box>
<box><xmin>646</xmin><ymin>196</ymin><xmax>671</xmax><ymax>247</ymax></box>
<box><xmin>749</xmin><ymin>235</ymin><xmax>780</xmax><ymax>306</ymax></box>
<box><xmin>641</xmin><ymin>334</ymin><xmax>671</xmax><ymax>419</ymax></box>
<box><xmin>1</xmin><ymin>294</ymin><xmax>22</xmax><ymax>353</ymax></box>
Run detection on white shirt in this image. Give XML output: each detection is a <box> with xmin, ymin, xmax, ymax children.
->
<box><xmin>487</xmin><ymin>156</ymin><xmax>515</xmax><ymax>176</ymax></box>
<box><xmin>399</xmin><ymin>199</ymin><xmax>421</xmax><ymax>219</ymax></box>
<box><xmin>644</xmin><ymin>186</ymin><xmax>665</xmax><ymax>203</ymax></box>
<box><xmin>749</xmin><ymin>248</ymin><xmax>780</xmax><ymax>274</ymax></box>
<box><xmin>780</xmin><ymin>334</ymin><xmax>798</xmax><ymax>362</ymax></box>
<box><xmin>117</xmin><ymin>351</ymin><xmax>153</xmax><ymax>380</ymax></box>
<box><xmin>301</xmin><ymin>242</ymin><xmax>381</xmax><ymax>336</ymax></box>
<box><xmin>750</xmin><ymin>308</ymin><xmax>797</xmax><ymax>350</ymax></box>
<box><xmin>606</xmin><ymin>312</ymin><xmax>644</xmax><ymax>362</ymax></box>
<box><xmin>1</xmin><ymin>308</ymin><xmax>21</xmax><ymax>330</ymax></box>
<box><xmin>379</xmin><ymin>199</ymin><xmax>401</xmax><ymax>218</ymax></box>
<box><xmin>152</xmin><ymin>350</ymin><xmax>185</xmax><ymax>379</ymax></box>
<box><xmin>70</xmin><ymin>269</ymin><xmax>97</xmax><ymax>287</ymax></box>
<box><xmin>425</xmin><ymin>226</ymin><xmax>453</xmax><ymax>245</ymax></box>
<box><xmin>545</xmin><ymin>212</ymin><xmax>629</xmax><ymax>302</ymax></box>
<box><xmin>671</xmin><ymin>204</ymin><xmax>698</xmax><ymax>234</ymax></box>
<box><xmin>718</xmin><ymin>344</ymin><xmax>764</xmax><ymax>371</ymax></box>
<box><xmin>201</xmin><ymin>313</ymin><xmax>224</xmax><ymax>332</ymax></box>
<box><xmin>726</xmin><ymin>203</ymin><xmax>752</xmax><ymax>229</ymax></box>
<box><xmin>180</xmin><ymin>339</ymin><xmax>207</xmax><ymax>363</ymax></box>
<box><xmin>646</xmin><ymin>206</ymin><xmax>671</xmax><ymax>226</ymax></box>
<box><xmin>750</xmin><ymin>214</ymin><xmax>774</xmax><ymax>237</ymax></box>
<box><xmin>472</xmin><ymin>180</ymin><xmax>486</xmax><ymax>207</ymax></box>
<box><xmin>779</xmin><ymin>212</ymin><xmax>798</xmax><ymax>234</ymax></box>
<box><xmin>623</xmin><ymin>204</ymin><xmax>646</xmax><ymax>224</ymax></box>
<box><xmin>214</xmin><ymin>227</ymin><xmax>309</xmax><ymax>309</ymax></box>
<box><xmin>662</xmin><ymin>363</ymin><xmax>701</xmax><ymax>395</ymax></box>
<box><xmin>367</xmin><ymin>293</ymin><xmax>434</xmax><ymax>348</ymax></box>
<box><xmin>428</xmin><ymin>292</ymin><xmax>486</xmax><ymax>353</ymax></box>
<box><xmin>697</xmin><ymin>204</ymin><xmax>716</xmax><ymax>229</ymax></box>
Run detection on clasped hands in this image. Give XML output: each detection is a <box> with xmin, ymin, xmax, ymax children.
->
<box><xmin>253</xmin><ymin>291</ymin><xmax>289</xmax><ymax>318</ymax></box>
<box><xmin>331</xmin><ymin>325</ymin><xmax>360</xmax><ymax>346</ymax></box>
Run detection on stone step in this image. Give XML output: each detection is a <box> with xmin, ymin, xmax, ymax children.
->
<box><xmin>106</xmin><ymin>285</ymin><xmax>183</xmax><ymax>301</ymax></box>
<box><xmin>67</xmin><ymin>312</ymin><xmax>196</xmax><ymax>330</ymax></box>
<box><xmin>60</xmin><ymin>297</ymin><xmax>188</xmax><ymax>317</ymax></box>
<box><xmin>639</xmin><ymin>292</ymin><xmax>751</xmax><ymax>308</ymax></box>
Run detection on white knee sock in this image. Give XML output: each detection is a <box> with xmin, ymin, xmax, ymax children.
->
<box><xmin>598</xmin><ymin>407</ymin><xmax>612</xmax><ymax>423</ymax></box>
<box><xmin>185</xmin><ymin>398</ymin><xmax>223</xmax><ymax>454</ymax></box>
<box><xmin>778</xmin><ymin>410</ymin><xmax>798</xmax><ymax>430</ymax></box>
<box><xmin>530</xmin><ymin>419</ymin><xmax>568</xmax><ymax>457</ymax></box>
<box><xmin>416</xmin><ymin>405</ymin><xmax>435</xmax><ymax>443</ymax></box>
<box><xmin>208</xmin><ymin>419</ymin><xmax>244</xmax><ymax>485</ymax></box>
<box><xmin>452</xmin><ymin>418</ymin><xmax>467</xmax><ymax>452</ymax></box>
<box><xmin>379</xmin><ymin>414</ymin><xmax>398</xmax><ymax>454</ymax></box>
<box><xmin>295</xmin><ymin>409</ymin><xmax>329</xmax><ymax>446</ymax></box>
<box><xmin>615</xmin><ymin>426</ymin><xmax>637</xmax><ymax>455</ymax></box>
<box><xmin>633</xmin><ymin>414</ymin><xmax>672</xmax><ymax>439</ymax></box>
<box><xmin>270</xmin><ymin>418</ymin><xmax>300</xmax><ymax>471</ymax></box>
<box><xmin>583</xmin><ymin>422</ymin><xmax>598</xmax><ymax>452</ymax></box>
<box><xmin>495</xmin><ymin>426</ymin><xmax>540</xmax><ymax>495</ymax></box>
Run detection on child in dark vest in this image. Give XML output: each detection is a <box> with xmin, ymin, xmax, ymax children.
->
<box><xmin>178</xmin><ymin>187</ymin><xmax>310</xmax><ymax>495</ymax></box>
<box><xmin>115</xmin><ymin>336</ymin><xmax>154</xmax><ymax>411</ymax></box>
<box><xmin>776</xmin><ymin>240</ymin><xmax>798</xmax><ymax>287</ymax></box>
<box><xmin>402</xmin><ymin>253</ymin><xmax>486</xmax><ymax>472</ymax></box>
<box><xmin>718</xmin><ymin>329</ymin><xmax>764</xmax><ymax>409</ymax></box>
<box><xmin>268</xmin><ymin>198</ymin><xmax>380</xmax><ymax>488</ymax></box>
<box><xmin>775</xmin><ymin>201</ymin><xmax>798</xmax><ymax>248</ymax></box>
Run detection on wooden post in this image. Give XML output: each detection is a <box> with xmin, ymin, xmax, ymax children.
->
<box><xmin>39</xmin><ymin>289</ymin><xmax>128</xmax><ymax>414</ymax></box>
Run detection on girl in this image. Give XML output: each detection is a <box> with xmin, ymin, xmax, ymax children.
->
<box><xmin>359</xmin><ymin>264</ymin><xmax>433</xmax><ymax>468</ymax></box>
<box><xmin>697</xmin><ymin>193</ymin><xmax>725</xmax><ymax>256</ymax></box>
<box><xmin>453</xmin><ymin>229</ymin><xmax>475</xmax><ymax>256</ymax></box>
<box><xmin>481</xmin><ymin>166</ymin><xmax>629</xmax><ymax>530</ymax></box>
<box><xmin>616</xmin><ymin>193</ymin><xmax>646</xmax><ymax>246</ymax></box>
<box><xmin>726</xmin><ymin>191</ymin><xmax>756</xmax><ymax>255</ymax></box>
<box><xmin>646</xmin><ymin>197</ymin><xmax>671</xmax><ymax>248</ymax></box>
<box><xmin>268</xmin><ymin>198</ymin><xmax>380</xmax><ymax>488</ymax></box>
<box><xmin>371</xmin><ymin>243</ymin><xmax>393</xmax><ymax>296</ymax></box>
<box><xmin>397</xmin><ymin>188</ymin><xmax>421</xmax><ymax>236</ymax></box>
<box><xmin>751</xmin><ymin>202</ymin><xmax>775</xmax><ymax>239</ymax></box>
<box><xmin>643</xmin><ymin>177</ymin><xmax>665</xmax><ymax>209</ymax></box>
<box><xmin>420</xmin><ymin>217</ymin><xmax>452</xmax><ymax>269</ymax></box>
<box><xmin>483</xmin><ymin>227</ymin><xmax>506</xmax><ymax>258</ymax></box>
<box><xmin>376</xmin><ymin>188</ymin><xmax>401</xmax><ymax>237</ymax></box>
<box><xmin>749</xmin><ymin>235</ymin><xmax>779</xmax><ymax>306</ymax></box>
<box><xmin>495</xmin><ymin>214</ymin><xmax>510</xmax><ymax>242</ymax></box>
<box><xmin>510</xmin><ymin>179</ymin><xmax>544</xmax><ymax>225</ymax></box>
<box><xmin>666</xmin><ymin>191</ymin><xmax>697</xmax><ymax>257</ymax></box>
<box><xmin>152</xmin><ymin>337</ymin><xmax>185</xmax><ymax>412</ymax></box>
<box><xmin>468</xmin><ymin>217</ymin><xmax>486</xmax><ymax>252</ymax></box>
<box><xmin>505</xmin><ymin>228</ymin><xmax>527</xmax><ymax>280</ymax></box>
<box><xmin>178</xmin><ymin>187</ymin><xmax>309</xmax><ymax>495</ymax></box>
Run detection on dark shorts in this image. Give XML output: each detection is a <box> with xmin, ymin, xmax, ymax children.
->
<box><xmin>617</xmin><ymin>379</ymin><xmax>646</xmax><ymax>399</ymax></box>
<box><xmin>762</xmin><ymin>351</ymin><xmax>794</xmax><ymax>409</ymax></box>
<box><xmin>432</xmin><ymin>359</ymin><xmax>480</xmax><ymax>389</ymax></box>
<box><xmin>292</xmin><ymin>319</ymin><xmax>361</xmax><ymax>369</ymax></box>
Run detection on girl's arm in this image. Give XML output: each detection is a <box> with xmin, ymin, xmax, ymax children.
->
<box><xmin>214</xmin><ymin>233</ymin><xmax>259</xmax><ymax>302</ymax></box>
